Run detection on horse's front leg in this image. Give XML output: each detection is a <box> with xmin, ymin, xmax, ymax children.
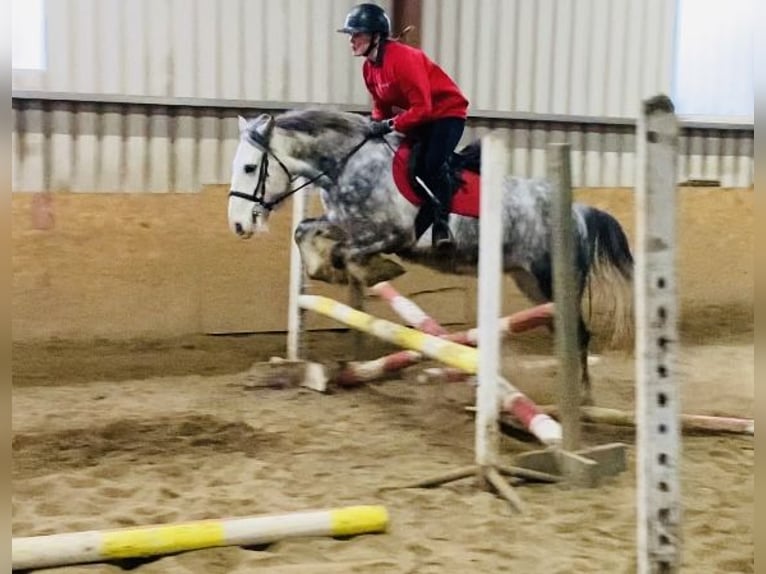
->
<box><xmin>295</xmin><ymin>219</ymin><xmax>407</xmax><ymax>286</ymax></box>
<box><xmin>294</xmin><ymin>217</ymin><xmax>350</xmax><ymax>284</ymax></box>
<box><xmin>329</xmin><ymin>227</ymin><xmax>412</xmax><ymax>285</ymax></box>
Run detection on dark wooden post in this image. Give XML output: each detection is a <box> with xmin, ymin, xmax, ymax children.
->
<box><xmin>391</xmin><ymin>0</ymin><xmax>422</xmax><ymax>47</ymax></box>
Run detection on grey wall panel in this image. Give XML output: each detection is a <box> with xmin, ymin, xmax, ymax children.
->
<box><xmin>422</xmin><ymin>0</ymin><xmax>675</xmax><ymax>118</ymax></box>
<box><xmin>11</xmin><ymin>101</ymin><xmax>754</xmax><ymax>193</ymax></box>
<box><xmin>12</xmin><ymin>0</ymin><xmax>690</xmax><ymax>123</ymax></box>
<box><xmin>15</xmin><ymin>0</ymin><xmax>385</xmax><ymax>105</ymax></box>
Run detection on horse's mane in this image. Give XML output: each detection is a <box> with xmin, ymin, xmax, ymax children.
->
<box><xmin>275</xmin><ymin>109</ymin><xmax>367</xmax><ymax>138</ymax></box>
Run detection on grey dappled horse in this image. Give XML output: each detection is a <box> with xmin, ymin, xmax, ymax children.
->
<box><xmin>227</xmin><ymin>109</ymin><xmax>633</xmax><ymax>403</ymax></box>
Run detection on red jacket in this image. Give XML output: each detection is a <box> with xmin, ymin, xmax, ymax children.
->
<box><xmin>363</xmin><ymin>41</ymin><xmax>469</xmax><ymax>134</ymax></box>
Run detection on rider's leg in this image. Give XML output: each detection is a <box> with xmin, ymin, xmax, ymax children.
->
<box><xmin>418</xmin><ymin>118</ymin><xmax>466</xmax><ymax>249</ymax></box>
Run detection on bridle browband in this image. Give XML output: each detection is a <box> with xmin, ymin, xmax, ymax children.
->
<box><xmin>228</xmin><ymin>127</ymin><xmax>372</xmax><ymax>212</ymax></box>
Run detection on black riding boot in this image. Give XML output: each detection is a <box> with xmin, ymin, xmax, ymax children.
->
<box><xmin>431</xmin><ymin>163</ymin><xmax>455</xmax><ymax>250</ymax></box>
<box><xmin>431</xmin><ymin>205</ymin><xmax>453</xmax><ymax>251</ymax></box>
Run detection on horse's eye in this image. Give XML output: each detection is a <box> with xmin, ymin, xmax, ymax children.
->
<box><xmin>244</xmin><ymin>164</ymin><xmax>257</xmax><ymax>174</ymax></box>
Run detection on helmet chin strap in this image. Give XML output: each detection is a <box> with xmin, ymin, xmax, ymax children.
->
<box><xmin>363</xmin><ymin>34</ymin><xmax>381</xmax><ymax>58</ymax></box>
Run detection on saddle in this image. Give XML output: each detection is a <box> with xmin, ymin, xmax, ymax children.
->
<box><xmin>392</xmin><ymin>139</ymin><xmax>483</xmax><ymax>239</ymax></box>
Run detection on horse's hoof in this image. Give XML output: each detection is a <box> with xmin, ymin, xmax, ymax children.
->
<box><xmin>347</xmin><ymin>254</ymin><xmax>407</xmax><ymax>287</ymax></box>
<box><xmin>330</xmin><ymin>244</ymin><xmax>347</xmax><ymax>270</ymax></box>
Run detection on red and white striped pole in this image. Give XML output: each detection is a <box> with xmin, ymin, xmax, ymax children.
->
<box><xmin>362</xmin><ymin>281</ymin><xmax>562</xmax><ymax>446</ymax></box>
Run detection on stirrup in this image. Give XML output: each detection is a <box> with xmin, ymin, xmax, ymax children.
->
<box><xmin>432</xmin><ymin>224</ymin><xmax>454</xmax><ymax>250</ymax></box>
<box><xmin>434</xmin><ymin>236</ymin><xmax>454</xmax><ymax>251</ymax></box>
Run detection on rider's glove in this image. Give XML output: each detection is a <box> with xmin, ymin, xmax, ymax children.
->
<box><xmin>367</xmin><ymin>118</ymin><xmax>394</xmax><ymax>137</ymax></box>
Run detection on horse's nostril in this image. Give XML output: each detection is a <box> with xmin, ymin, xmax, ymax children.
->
<box><xmin>235</xmin><ymin>223</ymin><xmax>244</xmax><ymax>235</ymax></box>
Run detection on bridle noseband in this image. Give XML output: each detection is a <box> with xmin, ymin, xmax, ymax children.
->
<box><xmin>227</xmin><ymin>130</ymin><xmax>317</xmax><ymax>212</ymax></box>
<box><xmin>228</xmin><ymin>126</ymin><xmax>373</xmax><ymax>213</ymax></box>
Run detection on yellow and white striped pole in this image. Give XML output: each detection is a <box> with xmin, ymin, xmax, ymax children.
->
<box><xmin>298</xmin><ymin>295</ymin><xmax>478</xmax><ymax>374</ymax></box>
<box><xmin>13</xmin><ymin>505</ymin><xmax>388</xmax><ymax>570</ymax></box>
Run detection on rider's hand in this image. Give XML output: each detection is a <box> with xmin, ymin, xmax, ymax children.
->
<box><xmin>367</xmin><ymin>119</ymin><xmax>394</xmax><ymax>137</ymax></box>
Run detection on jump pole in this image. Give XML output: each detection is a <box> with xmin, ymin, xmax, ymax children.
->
<box><xmin>334</xmin><ymin>303</ymin><xmax>554</xmax><ymax>386</ymax></box>
<box><xmin>635</xmin><ymin>95</ymin><xmax>682</xmax><ymax>573</ymax></box>
<box><xmin>298</xmin><ymin>295</ymin><xmax>478</xmax><ymax>373</ymax></box>
<box><xmin>12</xmin><ymin>505</ymin><xmax>388</xmax><ymax>570</ymax></box>
<box><xmin>536</xmin><ymin>405</ymin><xmax>753</xmax><ymax>436</ymax></box>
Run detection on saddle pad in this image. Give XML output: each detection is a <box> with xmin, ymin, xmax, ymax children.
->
<box><xmin>392</xmin><ymin>140</ymin><xmax>481</xmax><ymax>218</ymax></box>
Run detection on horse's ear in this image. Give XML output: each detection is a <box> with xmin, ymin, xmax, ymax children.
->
<box><xmin>255</xmin><ymin>114</ymin><xmax>275</xmax><ymax>137</ymax></box>
<box><xmin>237</xmin><ymin>115</ymin><xmax>249</xmax><ymax>132</ymax></box>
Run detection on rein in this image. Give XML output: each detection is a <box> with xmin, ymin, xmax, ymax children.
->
<box><xmin>228</xmin><ymin>129</ymin><xmax>373</xmax><ymax>212</ymax></box>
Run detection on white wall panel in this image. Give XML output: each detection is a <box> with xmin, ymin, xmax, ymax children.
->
<box><xmin>99</xmin><ymin>106</ymin><xmax>123</xmax><ymax>192</ymax></box>
<box><xmin>122</xmin><ymin>0</ymin><xmax>148</xmax><ymax>96</ymax></box>
<box><xmin>98</xmin><ymin>0</ymin><xmax>123</xmax><ymax>94</ymax></box>
<box><xmin>147</xmin><ymin>0</ymin><xmax>173</xmax><ymax>97</ymax></box>
<box><xmin>196</xmin><ymin>0</ymin><xmax>220</xmax><ymax>99</ymax></box>
<box><xmin>71</xmin><ymin>105</ymin><xmax>99</xmax><ymax>191</ymax></box>
<box><xmin>605</xmin><ymin>0</ymin><xmax>627</xmax><ymax>116</ymax></box>
<box><xmin>18</xmin><ymin>0</ymin><xmax>386</xmax><ymax>106</ymax></box>
<box><xmin>219</xmin><ymin>0</ymin><xmax>244</xmax><ymax>101</ymax></box>
<box><xmin>493</xmin><ymin>0</ymin><xmax>516</xmax><ymax>112</ymax></box>
<box><xmin>587</xmin><ymin>0</ymin><xmax>610</xmax><ymax>116</ymax></box>
<box><xmin>124</xmin><ymin>107</ymin><xmax>149</xmax><ymax>192</ymax></box>
<box><xmin>428</xmin><ymin>0</ymin><xmax>458</xmax><ymax>85</ymax></box>
<box><xmin>263</xmin><ymin>0</ymin><xmax>287</xmax><ymax>101</ymax></box>
<box><xmin>44</xmin><ymin>0</ymin><xmax>70</xmax><ymax>91</ymax></box>
<box><xmin>619</xmin><ymin>133</ymin><xmax>636</xmax><ymax>187</ymax></box>
<box><xmin>14</xmin><ymin>0</ymin><xmax>686</xmax><ymax>120</ymax></box>
<box><xmin>197</xmin><ymin>114</ymin><xmax>222</xmax><ymax>186</ymax></box>
<box><xmin>735</xmin><ymin>136</ymin><xmax>753</xmax><ymax>188</ymax></box>
<box><xmin>533</xmin><ymin>0</ymin><xmax>556</xmax><ymax>114</ymax></box>
<box><xmin>174</xmin><ymin>110</ymin><xmax>199</xmax><ymax>192</ymax></box>
<box><xmin>147</xmin><ymin>109</ymin><xmax>171</xmax><ymax>192</ymax></box>
<box><xmin>423</xmin><ymin>0</ymin><xmax>675</xmax><ymax>119</ymax></box>
<box><xmin>513</xmin><ymin>0</ymin><xmax>536</xmax><ymax>113</ymax></box>
<box><xmin>171</xmin><ymin>0</ymin><xmax>196</xmax><ymax>97</ymax></box>
<box><xmin>287</xmin><ymin>0</ymin><xmax>310</xmax><ymax>102</ymax></box>
<box><xmin>568</xmin><ymin>0</ymin><xmax>592</xmax><ymax>115</ymax></box>
<box><xmin>310</xmin><ymin>0</ymin><xmax>332</xmax><ymax>103</ymax></box>
<box><xmin>242</xmin><ymin>0</ymin><xmax>267</xmax><ymax>101</ymax></box>
<box><xmin>455</xmin><ymin>1</ymin><xmax>478</xmax><ymax>106</ymax></box>
<box><xmin>49</xmin><ymin>106</ymin><xmax>74</xmax><ymax>190</ymax></box>
<box><xmin>720</xmin><ymin>136</ymin><xmax>737</xmax><ymax>188</ymax></box>
<box><xmin>72</xmin><ymin>0</ymin><xmax>97</xmax><ymax>93</ymax></box>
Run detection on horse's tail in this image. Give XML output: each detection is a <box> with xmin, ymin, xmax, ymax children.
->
<box><xmin>580</xmin><ymin>206</ymin><xmax>634</xmax><ymax>346</ymax></box>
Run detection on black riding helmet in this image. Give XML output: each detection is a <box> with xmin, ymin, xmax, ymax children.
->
<box><xmin>337</xmin><ymin>3</ymin><xmax>391</xmax><ymax>36</ymax></box>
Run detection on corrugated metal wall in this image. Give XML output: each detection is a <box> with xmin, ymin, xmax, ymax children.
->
<box><xmin>12</xmin><ymin>0</ymin><xmax>385</xmax><ymax>104</ymax></box>
<box><xmin>11</xmin><ymin>0</ymin><xmax>753</xmax><ymax>191</ymax></box>
<box><xmin>422</xmin><ymin>0</ymin><xmax>676</xmax><ymax>117</ymax></box>
<box><xmin>11</xmin><ymin>99</ymin><xmax>754</xmax><ymax>192</ymax></box>
<box><xmin>13</xmin><ymin>0</ymin><xmax>675</xmax><ymax>116</ymax></box>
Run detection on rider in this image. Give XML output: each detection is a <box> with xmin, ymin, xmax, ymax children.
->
<box><xmin>337</xmin><ymin>3</ymin><xmax>469</xmax><ymax>251</ymax></box>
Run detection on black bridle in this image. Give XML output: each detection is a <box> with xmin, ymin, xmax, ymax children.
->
<box><xmin>228</xmin><ymin>128</ymin><xmax>372</xmax><ymax>212</ymax></box>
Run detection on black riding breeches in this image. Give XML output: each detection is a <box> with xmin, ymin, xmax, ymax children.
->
<box><xmin>412</xmin><ymin>117</ymin><xmax>465</xmax><ymax>212</ymax></box>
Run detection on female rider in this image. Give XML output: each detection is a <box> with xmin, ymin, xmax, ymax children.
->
<box><xmin>338</xmin><ymin>3</ymin><xmax>469</xmax><ymax>250</ymax></box>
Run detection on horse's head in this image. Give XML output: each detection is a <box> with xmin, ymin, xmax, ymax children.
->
<box><xmin>228</xmin><ymin>114</ymin><xmax>292</xmax><ymax>238</ymax></box>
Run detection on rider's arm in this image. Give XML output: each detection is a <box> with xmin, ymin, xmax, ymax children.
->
<box><xmin>390</xmin><ymin>49</ymin><xmax>432</xmax><ymax>133</ymax></box>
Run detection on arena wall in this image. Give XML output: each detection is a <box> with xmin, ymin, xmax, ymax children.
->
<box><xmin>12</xmin><ymin>186</ymin><xmax>753</xmax><ymax>342</ymax></box>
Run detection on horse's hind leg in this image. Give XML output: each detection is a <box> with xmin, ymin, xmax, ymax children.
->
<box><xmin>577</xmin><ymin>314</ymin><xmax>593</xmax><ymax>405</ymax></box>
<box><xmin>510</xmin><ymin>265</ymin><xmax>593</xmax><ymax>405</ymax></box>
